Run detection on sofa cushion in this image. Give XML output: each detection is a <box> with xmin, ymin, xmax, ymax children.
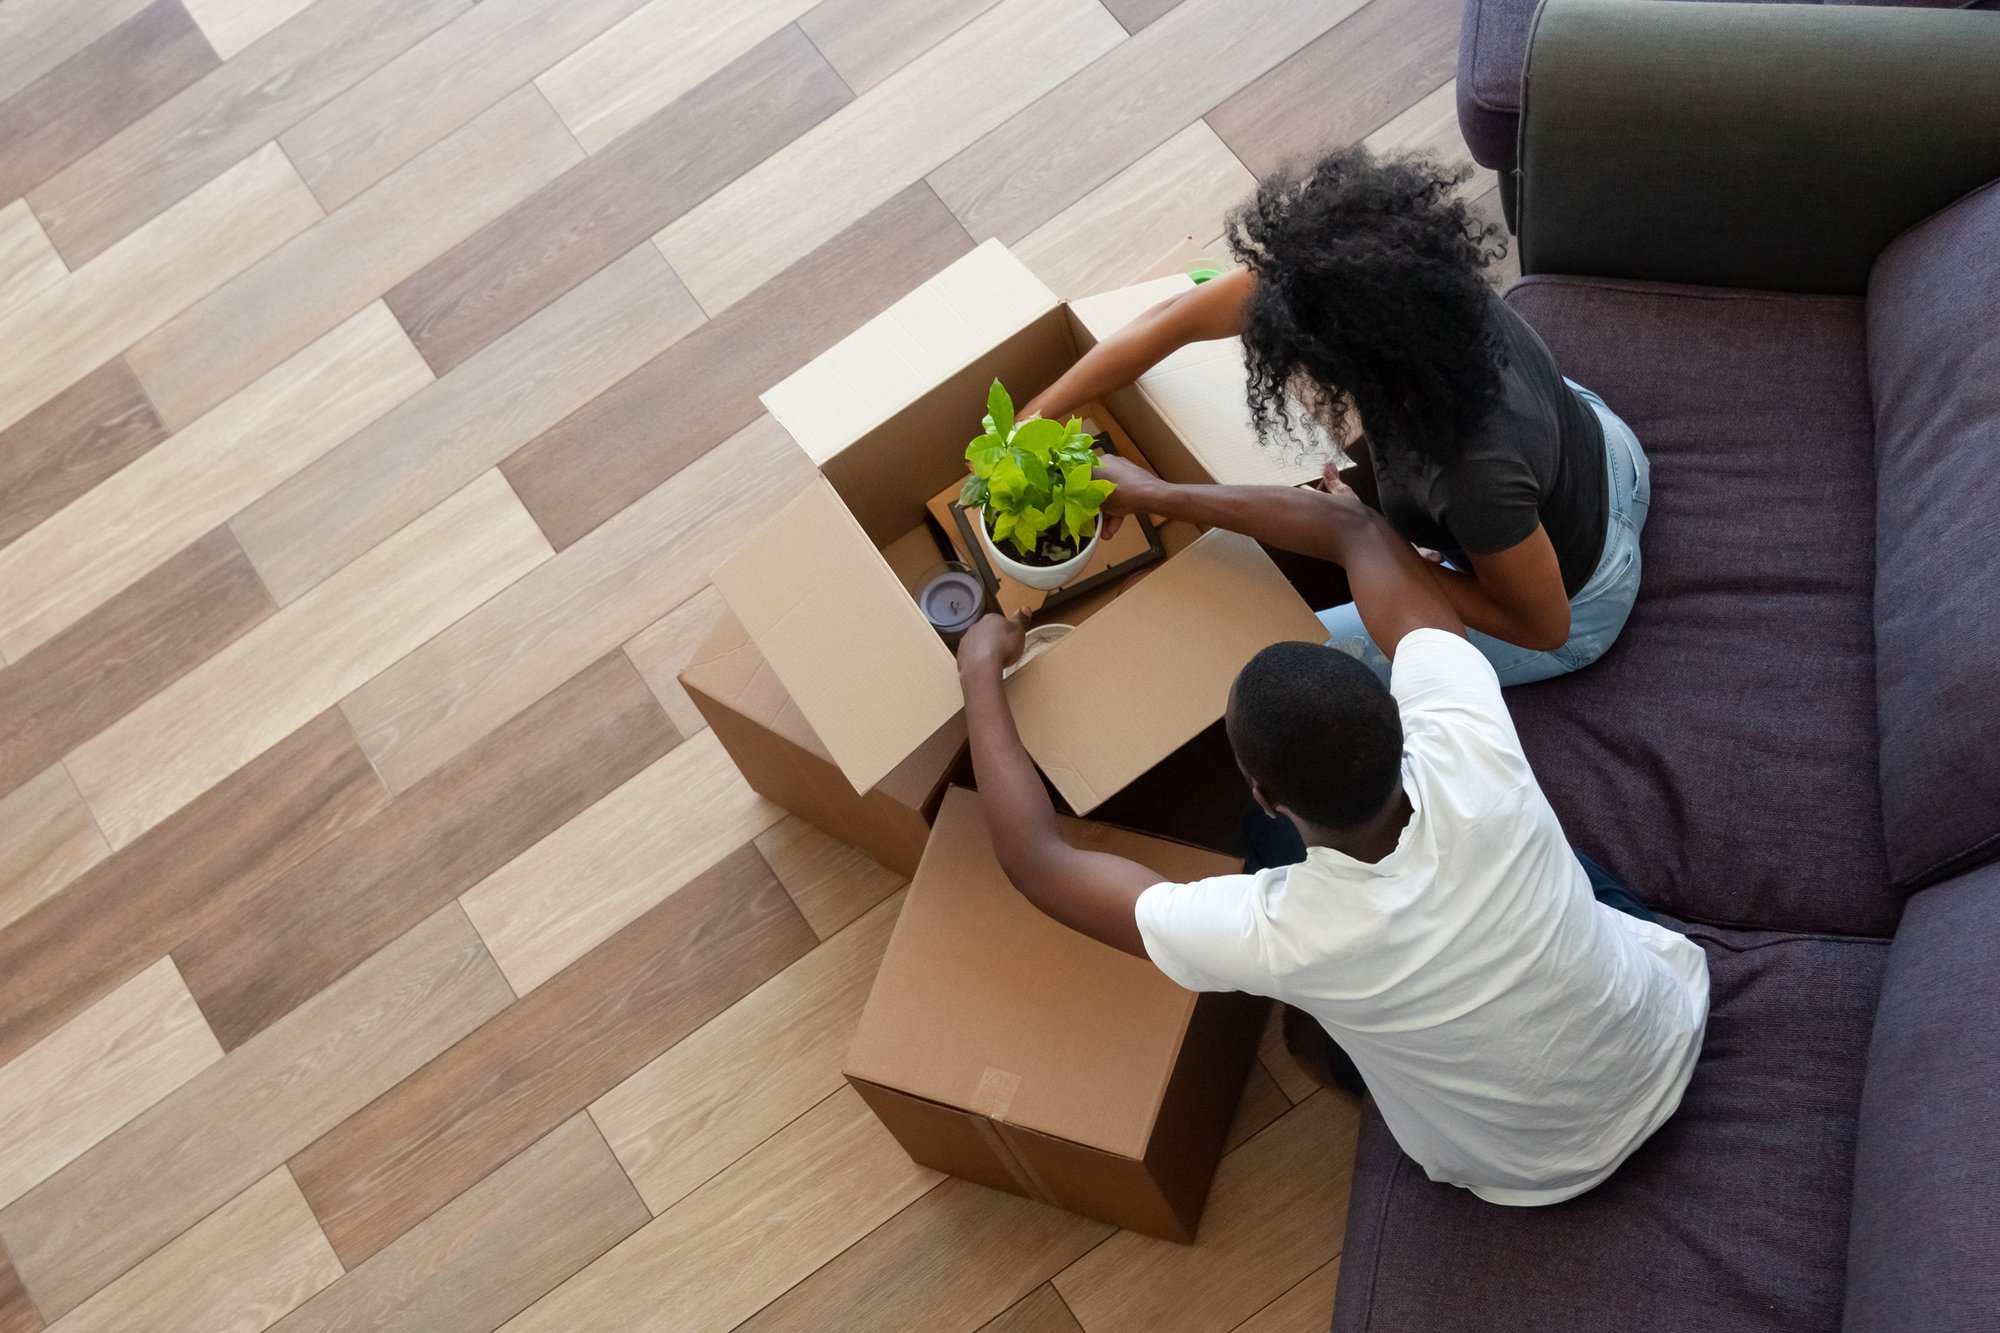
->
<box><xmin>1502</xmin><ymin>277</ymin><xmax>1894</xmax><ymax>936</ymax></box>
<box><xmin>1843</xmin><ymin>863</ymin><xmax>2000</xmax><ymax>1332</ymax></box>
<box><xmin>1331</xmin><ymin>922</ymin><xmax>1888</xmax><ymax>1333</ymax></box>
<box><xmin>1865</xmin><ymin>179</ymin><xmax>2000</xmax><ymax>890</ymax></box>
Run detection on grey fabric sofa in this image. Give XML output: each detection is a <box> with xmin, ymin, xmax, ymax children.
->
<box><xmin>1330</xmin><ymin>5</ymin><xmax>2000</xmax><ymax>1330</ymax></box>
<box><xmin>1455</xmin><ymin>0</ymin><xmax>1994</xmax><ymax>179</ymax></box>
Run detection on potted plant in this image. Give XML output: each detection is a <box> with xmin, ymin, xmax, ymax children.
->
<box><xmin>958</xmin><ymin>380</ymin><xmax>1117</xmax><ymax>591</ymax></box>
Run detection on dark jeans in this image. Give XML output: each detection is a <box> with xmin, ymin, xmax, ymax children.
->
<box><xmin>1243</xmin><ymin>810</ymin><xmax>1656</xmax><ymax>1097</ymax></box>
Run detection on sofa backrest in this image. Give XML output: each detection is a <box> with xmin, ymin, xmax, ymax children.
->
<box><xmin>1866</xmin><ymin>180</ymin><xmax>2000</xmax><ymax>891</ymax></box>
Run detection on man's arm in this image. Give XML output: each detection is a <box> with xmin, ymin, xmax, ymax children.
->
<box><xmin>1096</xmin><ymin>458</ymin><xmax>1466</xmax><ymax>656</ymax></box>
<box><xmin>956</xmin><ymin>613</ymin><xmax>1162</xmax><ymax>957</ymax></box>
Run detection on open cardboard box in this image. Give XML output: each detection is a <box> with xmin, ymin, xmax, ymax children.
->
<box><xmin>713</xmin><ymin>241</ymin><xmax>1329</xmax><ymax>817</ymax></box>
<box><xmin>846</xmin><ymin>787</ymin><xmax>1265</xmax><ymax>1241</ymax></box>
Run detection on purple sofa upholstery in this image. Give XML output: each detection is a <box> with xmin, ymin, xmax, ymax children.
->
<box><xmin>1329</xmin><ymin>177</ymin><xmax>2000</xmax><ymax>1331</ymax></box>
<box><xmin>1456</xmin><ymin>0</ymin><xmax>1985</xmax><ymax>176</ymax></box>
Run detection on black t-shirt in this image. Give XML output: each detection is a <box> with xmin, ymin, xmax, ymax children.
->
<box><xmin>1372</xmin><ymin>295</ymin><xmax>1607</xmax><ymax>596</ymax></box>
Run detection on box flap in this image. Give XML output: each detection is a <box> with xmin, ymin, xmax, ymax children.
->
<box><xmin>846</xmin><ymin>788</ymin><xmax>1237</xmax><ymax>1159</ymax></box>
<box><xmin>1005</xmin><ymin>529</ymin><xmax>1325</xmax><ymax>814</ymax></box>
<box><xmin>1069</xmin><ymin>277</ymin><xmax>1333</xmax><ymax>489</ymax></box>
<box><xmin>761</xmin><ymin>240</ymin><xmax>1060</xmax><ymax>466</ymax></box>
<box><xmin>713</xmin><ymin>479</ymin><xmax>962</xmax><ymax>795</ymax></box>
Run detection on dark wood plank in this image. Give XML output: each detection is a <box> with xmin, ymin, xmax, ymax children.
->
<box><xmin>0</xmin><ymin>709</ymin><xmax>386</xmax><ymax>1068</ymax></box>
<box><xmin>27</xmin><ymin>0</ymin><xmax>467</xmax><ymax>265</ymax></box>
<box><xmin>290</xmin><ymin>844</ymin><xmax>817</xmax><ymax>1267</ymax></box>
<box><xmin>0</xmin><ymin>0</ymin><xmax>217</xmax><ymax>204</ymax></box>
<box><xmin>1205</xmin><ymin>0</ymin><xmax>1461</xmax><ymax>178</ymax></box>
<box><xmin>269</xmin><ymin>1115</ymin><xmax>647</xmax><ymax>1333</ymax></box>
<box><xmin>499</xmin><ymin>181</ymin><xmax>972</xmax><ymax>549</ymax></box>
<box><xmin>0</xmin><ymin>359</ymin><xmax>168</xmax><ymax>551</ymax></box>
<box><xmin>0</xmin><ymin>527</ymin><xmax>273</xmax><ymax>802</ymax></box>
<box><xmin>735</xmin><ymin>1179</ymin><xmax>1110</xmax><ymax>1333</ymax></box>
<box><xmin>178</xmin><ymin>652</ymin><xmax>679</xmax><ymax>1050</ymax></box>
<box><xmin>386</xmin><ymin>25</ymin><xmax>849</xmax><ymax>376</ymax></box>
<box><xmin>980</xmin><ymin>1284</ymin><xmax>1086</xmax><ymax>1333</ymax></box>
<box><xmin>0</xmin><ymin>1241</ymin><xmax>39</xmax><ymax>1333</ymax></box>
<box><xmin>1099</xmin><ymin>0</ymin><xmax>1184</xmax><ymax>35</ymax></box>
<box><xmin>799</xmin><ymin>0</ymin><xmax>1002</xmax><ymax>94</ymax></box>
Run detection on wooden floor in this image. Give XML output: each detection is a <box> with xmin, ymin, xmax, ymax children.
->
<box><xmin>0</xmin><ymin>0</ymin><xmax>1509</xmax><ymax>1328</ymax></box>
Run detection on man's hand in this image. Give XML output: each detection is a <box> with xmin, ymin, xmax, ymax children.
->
<box><xmin>958</xmin><ymin>611</ymin><xmax>1029</xmax><ymax>676</ymax></box>
<box><xmin>1093</xmin><ymin>455</ymin><xmax>1172</xmax><ymax>541</ymax></box>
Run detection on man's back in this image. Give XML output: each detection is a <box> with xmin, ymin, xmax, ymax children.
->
<box><xmin>1137</xmin><ymin>630</ymin><xmax>1709</xmax><ymax>1204</ymax></box>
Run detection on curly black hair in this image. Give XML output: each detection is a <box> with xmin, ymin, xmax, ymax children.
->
<box><xmin>1225</xmin><ymin>147</ymin><xmax>1509</xmax><ymax>465</ymax></box>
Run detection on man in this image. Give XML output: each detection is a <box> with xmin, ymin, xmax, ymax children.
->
<box><xmin>956</xmin><ymin>460</ymin><xmax>1708</xmax><ymax>1205</ymax></box>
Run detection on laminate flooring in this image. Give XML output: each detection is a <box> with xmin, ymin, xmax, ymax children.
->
<box><xmin>0</xmin><ymin>0</ymin><xmax>1504</xmax><ymax>1326</ymax></box>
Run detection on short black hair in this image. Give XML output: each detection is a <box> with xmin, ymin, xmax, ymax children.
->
<box><xmin>1226</xmin><ymin>642</ymin><xmax>1404</xmax><ymax>831</ymax></box>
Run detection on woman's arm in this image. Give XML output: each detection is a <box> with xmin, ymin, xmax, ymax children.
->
<box><xmin>1024</xmin><ymin>268</ymin><xmax>1256</xmax><ymax>421</ymax></box>
<box><xmin>1424</xmin><ymin>530</ymin><xmax>1572</xmax><ymax>652</ymax></box>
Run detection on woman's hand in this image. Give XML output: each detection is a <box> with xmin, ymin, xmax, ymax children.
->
<box><xmin>1092</xmin><ymin>455</ymin><xmax>1172</xmax><ymax>540</ymax></box>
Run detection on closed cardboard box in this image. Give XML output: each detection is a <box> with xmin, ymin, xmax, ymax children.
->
<box><xmin>846</xmin><ymin>787</ymin><xmax>1265</xmax><ymax>1241</ymax></box>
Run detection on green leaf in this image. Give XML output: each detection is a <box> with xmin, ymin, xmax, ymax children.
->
<box><xmin>1016</xmin><ymin>450</ymin><xmax>1051</xmax><ymax>495</ymax></box>
<box><xmin>958</xmin><ymin>475</ymin><xmax>988</xmax><ymax>509</ymax></box>
<box><xmin>1065</xmin><ymin>501</ymin><xmax>1090</xmax><ymax>540</ymax></box>
<box><xmin>1010</xmin><ymin>417</ymin><xmax>1062</xmax><ymax>461</ymax></box>
<box><xmin>990</xmin><ymin>457</ymin><xmax>1028</xmax><ymax>504</ymax></box>
<box><xmin>991</xmin><ymin>509</ymin><xmax>1016</xmax><ymax>543</ymax></box>
<box><xmin>987</xmin><ymin>380</ymin><xmax>1014</xmax><ymax>442</ymax></box>
<box><xmin>1063</xmin><ymin>462</ymin><xmax>1096</xmax><ymax>492</ymax></box>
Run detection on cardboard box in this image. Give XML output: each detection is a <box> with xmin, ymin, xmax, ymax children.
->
<box><xmin>714</xmin><ymin>241</ymin><xmax>1330</xmax><ymax>818</ymax></box>
<box><xmin>846</xmin><ymin>787</ymin><xmax>1265</xmax><ymax>1241</ymax></box>
<box><xmin>678</xmin><ymin>607</ymin><xmax>964</xmax><ymax>878</ymax></box>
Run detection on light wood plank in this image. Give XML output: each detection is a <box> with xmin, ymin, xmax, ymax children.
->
<box><xmin>177</xmin><ymin>651</ymin><xmax>677</xmax><ymax>1052</ymax></box>
<box><xmin>271</xmin><ymin>1116</ymin><xmax>647</xmax><ymax>1333</ymax></box>
<box><xmin>0</xmin><ymin>203</ymin><xmax>65</xmax><ymax>322</ymax></box>
<box><xmin>0</xmin><ymin>360</ymin><xmax>167</xmax><ymax>553</ymax></box>
<box><xmin>1230</xmin><ymin>1257</ymin><xmax>1341</xmax><ymax>1333</ymax></box>
<box><xmin>0</xmin><ymin>710</ymin><xmax>387</xmax><ymax>1071</ymax></box>
<box><xmin>1225</xmin><ymin>1057</ymin><xmax>1293</xmax><ymax>1154</ymax></box>
<box><xmin>536</xmin><ymin>0</ymin><xmax>825</xmax><ymax>153</ymax></box>
<box><xmin>386</xmin><ymin>27</ymin><xmax>842</xmax><ymax>377</ymax></box>
<box><xmin>125</xmin><ymin>85</ymin><xmax>582</xmax><ymax>430</ymax></box>
<box><xmin>652</xmin><ymin>0</ymin><xmax>1124</xmax><ymax>313</ymax></box>
<box><xmin>344</xmin><ymin>413</ymin><xmax>814</xmax><ymax>791</ymax></box>
<box><xmin>1258</xmin><ymin>1004</ymin><xmax>1317</xmax><ymax>1105</ymax></box>
<box><xmin>0</xmin><ymin>958</ymin><xmax>220</xmax><ymax>1212</ymax></box>
<box><xmin>735</xmin><ymin>1177</ymin><xmax>1111</xmax><ymax>1333</ymax></box>
<box><xmin>1016</xmin><ymin>120</ymin><xmax>1253</xmax><ymax>298</ymax></box>
<box><xmin>752</xmin><ymin>815</ymin><xmax>906</xmax><ymax>941</ymax></box>
<box><xmin>798</xmin><ymin>0</ymin><xmax>1004</xmax><ymax>94</ymax></box>
<box><xmin>458</xmin><ymin>729</ymin><xmax>785</xmax><ymax>993</ymax></box>
<box><xmin>0</xmin><ymin>304</ymin><xmax>428</xmax><ymax>662</ymax></box>
<box><xmin>0</xmin><ymin>144</ymin><xmax>321</xmax><ymax>439</ymax></box>
<box><xmin>591</xmin><ymin>890</ymin><xmax>903</xmax><ymax>1211</ymax></box>
<box><xmin>66</xmin><ymin>470</ymin><xmax>551</xmax><ymax>848</ymax></box>
<box><xmin>294</xmin><ymin>846</ymin><xmax>811</xmax><ymax>1265</ymax></box>
<box><xmin>25</xmin><ymin>0</ymin><xmax>467</xmax><ymax>266</ymax></box>
<box><xmin>234</xmin><ymin>244</ymin><xmax>700</xmax><ymax>605</ymax></box>
<box><xmin>981</xmin><ymin>1285</ymin><xmax>1085</xmax><ymax>1333</ymax></box>
<box><xmin>46</xmin><ymin>1170</ymin><xmax>339</xmax><ymax>1333</ymax></box>
<box><xmin>1360</xmin><ymin>77</ymin><xmax>1484</xmax><ymax>179</ymax></box>
<box><xmin>926</xmin><ymin>0</ymin><xmax>1362</xmax><ymax>245</ymax></box>
<box><xmin>500</xmin><ymin>1087</ymin><xmax>939</xmax><ymax>1333</ymax></box>
<box><xmin>0</xmin><ymin>904</ymin><xmax>511</xmax><ymax>1319</ymax></box>
<box><xmin>1053</xmin><ymin>1095</ymin><xmax>1357</xmax><ymax>1333</ymax></box>
<box><xmin>279</xmin><ymin>0</ymin><xmax>658</xmax><ymax>211</ymax></box>
<box><xmin>0</xmin><ymin>768</ymin><xmax>108</xmax><ymax>935</ymax></box>
<box><xmin>0</xmin><ymin>0</ymin><xmax>154</xmax><ymax>105</ymax></box>
<box><xmin>0</xmin><ymin>0</ymin><xmax>218</xmax><ymax>205</ymax></box>
<box><xmin>620</xmin><ymin>585</ymin><xmax>724</xmax><ymax>739</ymax></box>
<box><xmin>0</xmin><ymin>1242</ymin><xmax>37</xmax><ymax>1333</ymax></box>
<box><xmin>1207</xmin><ymin>0</ymin><xmax>1459</xmax><ymax>178</ymax></box>
<box><xmin>180</xmin><ymin>0</ymin><xmax>317</xmax><ymax>60</ymax></box>
<box><xmin>500</xmin><ymin>182</ymin><xmax>971</xmax><ymax>550</ymax></box>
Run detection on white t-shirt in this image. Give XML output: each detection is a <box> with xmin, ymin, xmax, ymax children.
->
<box><xmin>1136</xmin><ymin>630</ymin><xmax>1709</xmax><ymax>1206</ymax></box>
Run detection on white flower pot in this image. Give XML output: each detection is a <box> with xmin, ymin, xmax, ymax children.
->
<box><xmin>975</xmin><ymin>510</ymin><xmax>1101</xmax><ymax>591</ymax></box>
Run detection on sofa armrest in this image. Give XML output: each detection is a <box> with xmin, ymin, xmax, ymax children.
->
<box><xmin>1517</xmin><ymin>0</ymin><xmax>2000</xmax><ymax>293</ymax></box>
<box><xmin>1845</xmin><ymin>864</ymin><xmax>2000</xmax><ymax>1332</ymax></box>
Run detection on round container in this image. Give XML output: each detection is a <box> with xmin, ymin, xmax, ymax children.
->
<box><xmin>975</xmin><ymin>510</ymin><xmax>1101</xmax><ymax>591</ymax></box>
<box><xmin>1186</xmin><ymin>256</ymin><xmax>1226</xmax><ymax>284</ymax></box>
<box><xmin>917</xmin><ymin>565</ymin><xmax>986</xmax><ymax>645</ymax></box>
<box><xmin>1004</xmin><ymin>623</ymin><xmax>1074</xmax><ymax>678</ymax></box>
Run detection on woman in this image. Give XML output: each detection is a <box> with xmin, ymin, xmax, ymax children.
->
<box><xmin>1026</xmin><ymin>149</ymin><xmax>1649</xmax><ymax>685</ymax></box>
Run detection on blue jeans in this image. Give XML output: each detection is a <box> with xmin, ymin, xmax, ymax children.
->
<box><xmin>1317</xmin><ymin>382</ymin><xmax>1651</xmax><ymax>685</ymax></box>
